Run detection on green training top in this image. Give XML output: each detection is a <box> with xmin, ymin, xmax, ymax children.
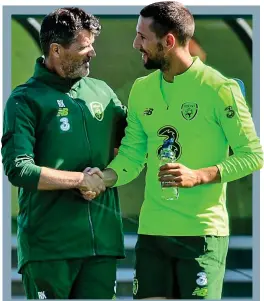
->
<box><xmin>108</xmin><ymin>56</ymin><xmax>263</xmax><ymax>236</ymax></box>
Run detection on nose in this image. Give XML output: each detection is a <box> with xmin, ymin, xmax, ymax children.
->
<box><xmin>88</xmin><ymin>46</ymin><xmax>96</xmax><ymax>58</ymax></box>
<box><xmin>133</xmin><ymin>35</ymin><xmax>141</xmax><ymax>50</ymax></box>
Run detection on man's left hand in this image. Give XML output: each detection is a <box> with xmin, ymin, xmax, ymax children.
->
<box><xmin>158</xmin><ymin>163</ymin><xmax>201</xmax><ymax>188</ymax></box>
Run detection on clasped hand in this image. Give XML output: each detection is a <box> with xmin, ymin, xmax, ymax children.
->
<box><xmin>78</xmin><ymin>167</ymin><xmax>105</xmax><ymax>200</ymax></box>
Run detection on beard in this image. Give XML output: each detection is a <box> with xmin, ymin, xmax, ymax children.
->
<box><xmin>142</xmin><ymin>43</ymin><xmax>169</xmax><ymax>71</ymax></box>
<box><xmin>61</xmin><ymin>57</ymin><xmax>90</xmax><ymax>79</ymax></box>
<box><xmin>144</xmin><ymin>56</ymin><xmax>165</xmax><ymax>70</ymax></box>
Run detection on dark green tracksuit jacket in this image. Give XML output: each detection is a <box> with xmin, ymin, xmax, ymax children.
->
<box><xmin>1</xmin><ymin>57</ymin><xmax>127</xmax><ymax>272</ymax></box>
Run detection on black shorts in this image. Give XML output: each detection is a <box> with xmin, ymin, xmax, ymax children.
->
<box><xmin>133</xmin><ymin>234</ymin><xmax>229</xmax><ymax>299</ymax></box>
<box><xmin>22</xmin><ymin>256</ymin><xmax>117</xmax><ymax>299</ymax></box>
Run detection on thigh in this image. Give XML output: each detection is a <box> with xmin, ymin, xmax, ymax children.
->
<box><xmin>175</xmin><ymin>236</ymin><xmax>229</xmax><ymax>300</ymax></box>
<box><xmin>22</xmin><ymin>259</ymin><xmax>80</xmax><ymax>299</ymax></box>
<box><xmin>133</xmin><ymin>235</ymin><xmax>171</xmax><ymax>299</ymax></box>
<box><xmin>70</xmin><ymin>256</ymin><xmax>117</xmax><ymax>299</ymax></box>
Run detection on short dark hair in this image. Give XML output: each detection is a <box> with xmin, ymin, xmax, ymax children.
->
<box><xmin>40</xmin><ymin>7</ymin><xmax>101</xmax><ymax>57</ymax></box>
<box><xmin>140</xmin><ymin>1</ymin><xmax>195</xmax><ymax>46</ymax></box>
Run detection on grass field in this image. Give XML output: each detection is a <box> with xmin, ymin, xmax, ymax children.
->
<box><xmin>10</xmin><ymin>16</ymin><xmax>254</xmax><ymax>233</ymax></box>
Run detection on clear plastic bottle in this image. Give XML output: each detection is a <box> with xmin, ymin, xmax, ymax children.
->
<box><xmin>159</xmin><ymin>138</ymin><xmax>179</xmax><ymax>201</ymax></box>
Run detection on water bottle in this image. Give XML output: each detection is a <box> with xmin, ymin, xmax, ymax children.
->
<box><xmin>159</xmin><ymin>138</ymin><xmax>179</xmax><ymax>200</ymax></box>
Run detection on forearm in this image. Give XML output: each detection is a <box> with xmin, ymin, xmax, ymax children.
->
<box><xmin>3</xmin><ymin>157</ymin><xmax>42</xmax><ymax>190</ymax></box>
<box><xmin>38</xmin><ymin>167</ymin><xmax>84</xmax><ymax>190</ymax></box>
<box><xmin>107</xmin><ymin>146</ymin><xmax>146</xmax><ymax>187</ymax></box>
<box><xmin>102</xmin><ymin>168</ymin><xmax>118</xmax><ymax>188</ymax></box>
<box><xmin>196</xmin><ymin>151</ymin><xmax>263</xmax><ymax>185</ymax></box>
<box><xmin>195</xmin><ymin>166</ymin><xmax>221</xmax><ymax>185</ymax></box>
<box><xmin>216</xmin><ymin>80</ymin><xmax>263</xmax><ymax>183</ymax></box>
<box><xmin>217</xmin><ymin>152</ymin><xmax>263</xmax><ymax>183</ymax></box>
<box><xmin>107</xmin><ymin>98</ymin><xmax>147</xmax><ymax>187</ymax></box>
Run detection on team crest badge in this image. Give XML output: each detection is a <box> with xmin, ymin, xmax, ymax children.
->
<box><xmin>181</xmin><ymin>102</ymin><xmax>198</xmax><ymax>120</ymax></box>
<box><xmin>133</xmin><ymin>278</ymin><xmax>138</xmax><ymax>295</ymax></box>
<box><xmin>90</xmin><ymin>102</ymin><xmax>104</xmax><ymax>121</ymax></box>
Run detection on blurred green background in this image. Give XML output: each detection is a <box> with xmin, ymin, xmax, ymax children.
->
<box><xmin>11</xmin><ymin>15</ymin><xmax>253</xmax><ymax>234</ymax></box>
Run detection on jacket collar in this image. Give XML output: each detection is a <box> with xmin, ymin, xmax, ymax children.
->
<box><xmin>32</xmin><ymin>57</ymin><xmax>82</xmax><ymax>93</ymax></box>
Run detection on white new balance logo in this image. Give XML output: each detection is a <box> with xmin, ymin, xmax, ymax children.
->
<box><xmin>38</xmin><ymin>291</ymin><xmax>47</xmax><ymax>299</ymax></box>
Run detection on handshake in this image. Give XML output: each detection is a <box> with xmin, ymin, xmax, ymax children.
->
<box><xmin>78</xmin><ymin>167</ymin><xmax>107</xmax><ymax>201</ymax></box>
<box><xmin>76</xmin><ymin>161</ymin><xmax>205</xmax><ymax>201</ymax></box>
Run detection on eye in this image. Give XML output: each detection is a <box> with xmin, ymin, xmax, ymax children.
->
<box><xmin>137</xmin><ymin>33</ymin><xmax>146</xmax><ymax>41</ymax></box>
<box><xmin>80</xmin><ymin>45</ymin><xmax>92</xmax><ymax>50</ymax></box>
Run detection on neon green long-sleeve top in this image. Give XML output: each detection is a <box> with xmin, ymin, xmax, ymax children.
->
<box><xmin>108</xmin><ymin>57</ymin><xmax>263</xmax><ymax>236</ymax></box>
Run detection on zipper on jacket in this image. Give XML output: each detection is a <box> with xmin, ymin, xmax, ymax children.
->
<box><xmin>75</xmin><ymin>100</ymin><xmax>92</xmax><ymax>158</ymax></box>
<box><xmin>77</xmin><ymin>101</ymin><xmax>96</xmax><ymax>256</ymax></box>
<box><xmin>87</xmin><ymin>204</ymin><xmax>96</xmax><ymax>256</ymax></box>
<box><xmin>70</xmin><ymin>91</ymin><xmax>96</xmax><ymax>256</ymax></box>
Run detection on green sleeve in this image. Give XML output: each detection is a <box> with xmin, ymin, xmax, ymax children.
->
<box><xmin>107</xmin><ymin>81</ymin><xmax>147</xmax><ymax>186</ymax></box>
<box><xmin>216</xmin><ymin>80</ymin><xmax>263</xmax><ymax>182</ymax></box>
<box><xmin>1</xmin><ymin>91</ymin><xmax>41</xmax><ymax>190</ymax></box>
<box><xmin>109</xmin><ymin>87</ymin><xmax>128</xmax><ymax>148</ymax></box>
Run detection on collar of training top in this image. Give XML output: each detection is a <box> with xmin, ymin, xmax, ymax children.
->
<box><xmin>32</xmin><ymin>57</ymin><xmax>82</xmax><ymax>93</ymax></box>
<box><xmin>160</xmin><ymin>56</ymin><xmax>204</xmax><ymax>84</ymax></box>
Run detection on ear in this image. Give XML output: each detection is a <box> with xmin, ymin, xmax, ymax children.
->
<box><xmin>50</xmin><ymin>43</ymin><xmax>61</xmax><ymax>58</ymax></box>
<box><xmin>165</xmin><ymin>33</ymin><xmax>176</xmax><ymax>50</ymax></box>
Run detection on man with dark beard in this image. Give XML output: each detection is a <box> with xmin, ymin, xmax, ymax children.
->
<box><xmin>84</xmin><ymin>1</ymin><xmax>263</xmax><ymax>299</ymax></box>
<box><xmin>2</xmin><ymin>7</ymin><xmax>127</xmax><ymax>299</ymax></box>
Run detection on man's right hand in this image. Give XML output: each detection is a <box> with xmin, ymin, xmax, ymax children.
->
<box><xmin>77</xmin><ymin>167</ymin><xmax>117</xmax><ymax>200</ymax></box>
<box><xmin>85</xmin><ymin>167</ymin><xmax>118</xmax><ymax>188</ymax></box>
<box><xmin>78</xmin><ymin>173</ymin><xmax>106</xmax><ymax>200</ymax></box>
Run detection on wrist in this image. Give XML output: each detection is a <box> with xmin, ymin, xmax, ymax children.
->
<box><xmin>194</xmin><ymin>170</ymin><xmax>203</xmax><ymax>185</ymax></box>
<box><xmin>76</xmin><ymin>172</ymin><xmax>85</xmax><ymax>189</ymax></box>
<box><xmin>195</xmin><ymin>166</ymin><xmax>220</xmax><ymax>185</ymax></box>
<box><xmin>103</xmin><ymin>168</ymin><xmax>118</xmax><ymax>187</ymax></box>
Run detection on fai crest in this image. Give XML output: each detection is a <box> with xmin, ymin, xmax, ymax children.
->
<box><xmin>181</xmin><ymin>102</ymin><xmax>198</xmax><ymax>120</ymax></box>
<box><xmin>133</xmin><ymin>278</ymin><xmax>138</xmax><ymax>295</ymax></box>
<box><xmin>90</xmin><ymin>102</ymin><xmax>104</xmax><ymax>121</ymax></box>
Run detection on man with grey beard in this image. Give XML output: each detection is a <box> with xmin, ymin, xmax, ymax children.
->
<box><xmin>2</xmin><ymin>7</ymin><xmax>127</xmax><ymax>299</ymax></box>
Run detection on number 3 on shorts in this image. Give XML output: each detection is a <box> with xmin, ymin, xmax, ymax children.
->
<box><xmin>196</xmin><ymin>272</ymin><xmax>208</xmax><ymax>286</ymax></box>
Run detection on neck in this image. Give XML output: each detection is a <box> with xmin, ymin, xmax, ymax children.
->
<box><xmin>162</xmin><ymin>47</ymin><xmax>193</xmax><ymax>83</ymax></box>
<box><xmin>44</xmin><ymin>56</ymin><xmax>66</xmax><ymax>78</ymax></box>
